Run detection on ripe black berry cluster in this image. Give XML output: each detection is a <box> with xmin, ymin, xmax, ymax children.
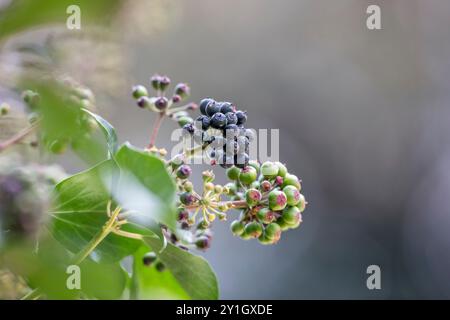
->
<box><xmin>225</xmin><ymin>161</ymin><xmax>306</xmax><ymax>245</ymax></box>
<box><xmin>182</xmin><ymin>98</ymin><xmax>254</xmax><ymax>169</ymax></box>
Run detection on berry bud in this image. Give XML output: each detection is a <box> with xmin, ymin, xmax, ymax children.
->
<box><xmin>261</xmin><ymin>161</ymin><xmax>279</xmax><ymax>178</ymax></box>
<box><xmin>275</xmin><ymin>176</ymin><xmax>284</xmax><ymax>186</ymax></box>
<box><xmin>132</xmin><ymin>85</ymin><xmax>148</xmax><ymax>99</ymax></box>
<box><xmin>268</xmin><ymin>190</ymin><xmax>287</xmax><ymax>211</ymax></box>
<box><xmin>238</xmin><ymin>166</ymin><xmax>257</xmax><ymax>185</ymax></box>
<box><xmin>177</xmin><ymin>116</ymin><xmax>193</xmax><ymax>127</ymax></box>
<box><xmin>202</xmin><ymin>170</ymin><xmax>215</xmax><ymax>183</ymax></box>
<box><xmin>296</xmin><ymin>193</ymin><xmax>306</xmax><ymax>212</ymax></box>
<box><xmin>282</xmin><ymin>173</ymin><xmax>301</xmax><ymax>190</ymax></box>
<box><xmin>199</xmin><ymin>98</ymin><xmax>215</xmax><ymax>115</ymax></box>
<box><xmin>261</xmin><ymin>180</ymin><xmax>272</xmax><ymax>192</ymax></box>
<box><xmin>195</xmin><ymin>236</ymin><xmax>211</xmax><ymax>250</ymax></box>
<box><xmin>174</xmin><ymin>83</ymin><xmax>190</xmax><ymax>98</ymax></box>
<box><xmin>245</xmin><ymin>188</ymin><xmax>261</xmax><ymax>207</ymax></box>
<box><xmin>183</xmin><ymin>181</ymin><xmax>193</xmax><ymax>192</ymax></box>
<box><xmin>28</xmin><ymin>112</ymin><xmax>40</xmax><ymax>124</ymax></box>
<box><xmin>230</xmin><ymin>220</ymin><xmax>245</xmax><ymax>236</ymax></box>
<box><xmin>281</xmin><ymin>206</ymin><xmax>301</xmax><ymax>225</ymax></box>
<box><xmin>143</xmin><ymin>252</ymin><xmax>157</xmax><ymax>266</ymax></box>
<box><xmin>150</xmin><ymin>74</ymin><xmax>162</xmax><ymax>90</ymax></box>
<box><xmin>283</xmin><ymin>185</ymin><xmax>301</xmax><ymax>206</ymax></box>
<box><xmin>275</xmin><ymin>162</ymin><xmax>287</xmax><ymax>177</ymax></box>
<box><xmin>226</xmin><ymin>166</ymin><xmax>240</xmax><ymax>181</ymax></box>
<box><xmin>204</xmin><ymin>182</ymin><xmax>214</xmax><ymax>191</ymax></box>
<box><xmin>235</xmin><ymin>111</ymin><xmax>247</xmax><ymax>125</ymax></box>
<box><xmin>180</xmin><ymin>192</ymin><xmax>195</xmax><ymax>205</ymax></box>
<box><xmin>172</xmin><ymin>94</ymin><xmax>181</xmax><ymax>103</ymax></box>
<box><xmin>137</xmin><ymin>96</ymin><xmax>151</xmax><ymax>108</ymax></box>
<box><xmin>244</xmin><ymin>221</ymin><xmax>263</xmax><ymax>238</ymax></box>
<box><xmin>214</xmin><ymin>185</ymin><xmax>223</xmax><ymax>194</ymax></box>
<box><xmin>256</xmin><ymin>207</ymin><xmax>276</xmax><ymax>224</ymax></box>
<box><xmin>155</xmin><ymin>96</ymin><xmax>169</xmax><ymax>110</ymax></box>
<box><xmin>0</xmin><ymin>103</ymin><xmax>10</xmax><ymax>116</ymax></box>
<box><xmin>265</xmin><ymin>223</ymin><xmax>281</xmax><ymax>241</ymax></box>
<box><xmin>159</xmin><ymin>76</ymin><xmax>171</xmax><ymax>91</ymax></box>
<box><xmin>176</xmin><ymin>164</ymin><xmax>192</xmax><ymax>179</ymax></box>
<box><xmin>210</xmin><ymin>112</ymin><xmax>227</xmax><ymax>129</ymax></box>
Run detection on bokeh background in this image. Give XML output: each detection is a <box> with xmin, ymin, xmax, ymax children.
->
<box><xmin>2</xmin><ymin>0</ymin><xmax>450</xmax><ymax>299</ymax></box>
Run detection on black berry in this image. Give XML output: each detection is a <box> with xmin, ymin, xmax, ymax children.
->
<box><xmin>210</xmin><ymin>112</ymin><xmax>227</xmax><ymax>129</ymax></box>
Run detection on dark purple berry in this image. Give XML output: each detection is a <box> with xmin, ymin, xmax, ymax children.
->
<box><xmin>183</xmin><ymin>123</ymin><xmax>195</xmax><ymax>135</ymax></box>
<box><xmin>210</xmin><ymin>112</ymin><xmax>227</xmax><ymax>129</ymax></box>
<box><xmin>196</xmin><ymin>115</ymin><xmax>210</xmax><ymax>130</ymax></box>
<box><xmin>137</xmin><ymin>96</ymin><xmax>150</xmax><ymax>108</ymax></box>
<box><xmin>225</xmin><ymin>112</ymin><xmax>238</xmax><ymax>125</ymax></box>
<box><xmin>176</xmin><ymin>165</ymin><xmax>192</xmax><ymax>179</ymax></box>
<box><xmin>160</xmin><ymin>76</ymin><xmax>171</xmax><ymax>91</ymax></box>
<box><xmin>155</xmin><ymin>96</ymin><xmax>168</xmax><ymax>110</ymax></box>
<box><xmin>206</xmin><ymin>101</ymin><xmax>221</xmax><ymax>116</ymax></box>
<box><xmin>235</xmin><ymin>111</ymin><xmax>247</xmax><ymax>125</ymax></box>
<box><xmin>174</xmin><ymin>83</ymin><xmax>190</xmax><ymax>97</ymax></box>
<box><xmin>219</xmin><ymin>102</ymin><xmax>234</xmax><ymax>114</ymax></box>
<box><xmin>199</xmin><ymin>98</ymin><xmax>215</xmax><ymax>115</ymax></box>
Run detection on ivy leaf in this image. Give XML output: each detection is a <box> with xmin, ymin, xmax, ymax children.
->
<box><xmin>49</xmin><ymin>160</ymin><xmax>156</xmax><ymax>263</ymax></box>
<box><xmin>144</xmin><ymin>237</ymin><xmax>219</xmax><ymax>300</ymax></box>
<box><xmin>112</xmin><ymin>143</ymin><xmax>177</xmax><ymax>230</ymax></box>
<box><xmin>130</xmin><ymin>245</ymin><xmax>190</xmax><ymax>300</ymax></box>
<box><xmin>82</xmin><ymin>108</ymin><xmax>118</xmax><ymax>158</ymax></box>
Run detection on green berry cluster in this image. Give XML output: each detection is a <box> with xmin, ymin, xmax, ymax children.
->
<box><xmin>226</xmin><ymin>161</ymin><xmax>306</xmax><ymax>245</ymax></box>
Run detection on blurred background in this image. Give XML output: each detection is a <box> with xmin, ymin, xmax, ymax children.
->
<box><xmin>2</xmin><ymin>0</ymin><xmax>450</xmax><ymax>299</ymax></box>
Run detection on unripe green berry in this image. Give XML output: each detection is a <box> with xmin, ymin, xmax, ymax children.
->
<box><xmin>274</xmin><ymin>162</ymin><xmax>287</xmax><ymax>177</ymax></box>
<box><xmin>143</xmin><ymin>252</ymin><xmax>157</xmax><ymax>266</ymax></box>
<box><xmin>245</xmin><ymin>188</ymin><xmax>261</xmax><ymax>207</ymax></box>
<box><xmin>256</xmin><ymin>207</ymin><xmax>275</xmax><ymax>224</ymax></box>
<box><xmin>265</xmin><ymin>223</ymin><xmax>281</xmax><ymax>241</ymax></box>
<box><xmin>296</xmin><ymin>193</ymin><xmax>306</xmax><ymax>212</ymax></box>
<box><xmin>132</xmin><ymin>85</ymin><xmax>148</xmax><ymax>99</ymax></box>
<box><xmin>183</xmin><ymin>181</ymin><xmax>193</xmax><ymax>192</ymax></box>
<box><xmin>283</xmin><ymin>185</ymin><xmax>301</xmax><ymax>206</ymax></box>
<box><xmin>250</xmin><ymin>181</ymin><xmax>260</xmax><ymax>190</ymax></box>
<box><xmin>248</xmin><ymin>160</ymin><xmax>260</xmax><ymax>175</ymax></box>
<box><xmin>0</xmin><ymin>103</ymin><xmax>10</xmax><ymax>116</ymax></box>
<box><xmin>261</xmin><ymin>161</ymin><xmax>279</xmax><ymax>178</ymax></box>
<box><xmin>289</xmin><ymin>215</ymin><xmax>302</xmax><ymax>229</ymax></box>
<box><xmin>226</xmin><ymin>166</ymin><xmax>240</xmax><ymax>181</ymax></box>
<box><xmin>244</xmin><ymin>221</ymin><xmax>263</xmax><ymax>238</ymax></box>
<box><xmin>282</xmin><ymin>173</ymin><xmax>301</xmax><ymax>190</ymax></box>
<box><xmin>276</xmin><ymin>216</ymin><xmax>291</xmax><ymax>231</ymax></box>
<box><xmin>240</xmin><ymin>230</ymin><xmax>252</xmax><ymax>240</ymax></box>
<box><xmin>214</xmin><ymin>185</ymin><xmax>223</xmax><ymax>194</ymax></box>
<box><xmin>258</xmin><ymin>233</ymin><xmax>273</xmax><ymax>245</ymax></box>
<box><xmin>230</xmin><ymin>220</ymin><xmax>245</xmax><ymax>236</ymax></box>
<box><xmin>268</xmin><ymin>189</ymin><xmax>287</xmax><ymax>211</ymax></box>
<box><xmin>281</xmin><ymin>206</ymin><xmax>301</xmax><ymax>225</ymax></box>
<box><xmin>239</xmin><ymin>166</ymin><xmax>257</xmax><ymax>185</ymax></box>
<box><xmin>177</xmin><ymin>116</ymin><xmax>193</xmax><ymax>127</ymax></box>
<box><xmin>225</xmin><ymin>182</ymin><xmax>237</xmax><ymax>195</ymax></box>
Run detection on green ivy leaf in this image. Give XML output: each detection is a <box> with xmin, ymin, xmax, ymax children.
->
<box><xmin>130</xmin><ymin>245</ymin><xmax>190</xmax><ymax>300</ymax></box>
<box><xmin>113</xmin><ymin>143</ymin><xmax>177</xmax><ymax>230</ymax></box>
<box><xmin>49</xmin><ymin>160</ymin><xmax>155</xmax><ymax>263</ymax></box>
<box><xmin>144</xmin><ymin>237</ymin><xmax>219</xmax><ymax>300</ymax></box>
<box><xmin>82</xmin><ymin>108</ymin><xmax>118</xmax><ymax>158</ymax></box>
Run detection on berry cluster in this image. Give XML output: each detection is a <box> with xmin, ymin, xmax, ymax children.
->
<box><xmin>182</xmin><ymin>98</ymin><xmax>254</xmax><ymax>169</ymax></box>
<box><xmin>226</xmin><ymin>161</ymin><xmax>306</xmax><ymax>244</ymax></box>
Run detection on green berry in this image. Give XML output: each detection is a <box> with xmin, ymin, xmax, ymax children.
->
<box><xmin>230</xmin><ymin>220</ymin><xmax>245</xmax><ymax>236</ymax></box>
<box><xmin>225</xmin><ymin>182</ymin><xmax>237</xmax><ymax>196</ymax></box>
<box><xmin>177</xmin><ymin>116</ymin><xmax>193</xmax><ymax>127</ymax></box>
<box><xmin>0</xmin><ymin>103</ymin><xmax>10</xmax><ymax>116</ymax></box>
<box><xmin>142</xmin><ymin>252</ymin><xmax>157</xmax><ymax>266</ymax></box>
<box><xmin>183</xmin><ymin>181</ymin><xmax>193</xmax><ymax>192</ymax></box>
<box><xmin>155</xmin><ymin>261</ymin><xmax>166</xmax><ymax>272</ymax></box>
<box><xmin>268</xmin><ymin>190</ymin><xmax>287</xmax><ymax>211</ymax></box>
<box><xmin>239</xmin><ymin>166</ymin><xmax>257</xmax><ymax>185</ymax></box>
<box><xmin>240</xmin><ymin>230</ymin><xmax>252</xmax><ymax>240</ymax></box>
<box><xmin>49</xmin><ymin>140</ymin><xmax>68</xmax><ymax>154</ymax></box>
<box><xmin>265</xmin><ymin>223</ymin><xmax>281</xmax><ymax>241</ymax></box>
<box><xmin>245</xmin><ymin>188</ymin><xmax>261</xmax><ymax>207</ymax></box>
<box><xmin>289</xmin><ymin>216</ymin><xmax>302</xmax><ymax>229</ymax></box>
<box><xmin>244</xmin><ymin>221</ymin><xmax>263</xmax><ymax>238</ymax></box>
<box><xmin>275</xmin><ymin>162</ymin><xmax>287</xmax><ymax>177</ymax></box>
<box><xmin>256</xmin><ymin>207</ymin><xmax>275</xmax><ymax>224</ymax></box>
<box><xmin>281</xmin><ymin>206</ymin><xmax>301</xmax><ymax>225</ymax></box>
<box><xmin>283</xmin><ymin>185</ymin><xmax>301</xmax><ymax>206</ymax></box>
<box><xmin>258</xmin><ymin>233</ymin><xmax>273</xmax><ymax>245</ymax></box>
<box><xmin>248</xmin><ymin>160</ymin><xmax>260</xmax><ymax>175</ymax></box>
<box><xmin>132</xmin><ymin>85</ymin><xmax>148</xmax><ymax>99</ymax></box>
<box><xmin>226</xmin><ymin>166</ymin><xmax>240</xmax><ymax>181</ymax></box>
<box><xmin>261</xmin><ymin>161</ymin><xmax>279</xmax><ymax>178</ymax></box>
<box><xmin>276</xmin><ymin>216</ymin><xmax>291</xmax><ymax>231</ymax></box>
<box><xmin>250</xmin><ymin>181</ymin><xmax>260</xmax><ymax>189</ymax></box>
<box><xmin>282</xmin><ymin>173</ymin><xmax>301</xmax><ymax>190</ymax></box>
<box><xmin>296</xmin><ymin>193</ymin><xmax>306</xmax><ymax>212</ymax></box>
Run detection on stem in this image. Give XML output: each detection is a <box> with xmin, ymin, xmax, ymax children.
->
<box><xmin>0</xmin><ymin>121</ymin><xmax>40</xmax><ymax>152</ymax></box>
<box><xmin>147</xmin><ymin>112</ymin><xmax>165</xmax><ymax>149</ymax></box>
<box><xmin>184</xmin><ymin>200</ymin><xmax>248</xmax><ymax>211</ymax></box>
